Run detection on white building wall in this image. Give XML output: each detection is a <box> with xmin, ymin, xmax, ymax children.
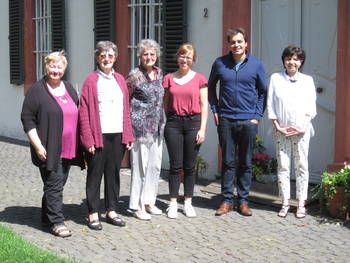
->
<box><xmin>65</xmin><ymin>0</ymin><xmax>95</xmax><ymax>93</ymax></box>
<box><xmin>0</xmin><ymin>1</ymin><xmax>26</xmax><ymax>140</ymax></box>
<box><xmin>187</xmin><ymin>0</ymin><xmax>223</xmax><ymax>180</ymax></box>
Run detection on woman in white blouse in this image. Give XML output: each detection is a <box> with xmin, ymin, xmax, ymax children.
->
<box><xmin>267</xmin><ymin>45</ymin><xmax>316</xmax><ymax>218</ymax></box>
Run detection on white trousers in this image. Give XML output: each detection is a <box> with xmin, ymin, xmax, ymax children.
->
<box><xmin>129</xmin><ymin>137</ymin><xmax>163</xmax><ymax>211</ymax></box>
<box><xmin>275</xmin><ymin>131</ymin><xmax>311</xmax><ymax>201</ymax></box>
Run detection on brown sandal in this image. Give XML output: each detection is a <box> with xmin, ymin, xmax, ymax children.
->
<box><xmin>51</xmin><ymin>224</ymin><xmax>72</xmax><ymax>238</ymax></box>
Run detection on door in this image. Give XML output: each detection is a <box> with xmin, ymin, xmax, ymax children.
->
<box><xmin>251</xmin><ymin>0</ymin><xmax>338</xmax><ymax>183</ymax></box>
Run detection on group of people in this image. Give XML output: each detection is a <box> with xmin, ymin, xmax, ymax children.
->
<box><xmin>20</xmin><ymin>27</ymin><xmax>316</xmax><ymax>238</ymax></box>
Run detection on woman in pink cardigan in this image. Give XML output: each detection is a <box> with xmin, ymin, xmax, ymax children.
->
<box><xmin>79</xmin><ymin>41</ymin><xmax>134</xmax><ymax>230</ymax></box>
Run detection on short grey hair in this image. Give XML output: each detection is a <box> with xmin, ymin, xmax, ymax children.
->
<box><xmin>137</xmin><ymin>39</ymin><xmax>161</xmax><ymax>58</ymax></box>
<box><xmin>94</xmin><ymin>41</ymin><xmax>118</xmax><ymax>57</ymax></box>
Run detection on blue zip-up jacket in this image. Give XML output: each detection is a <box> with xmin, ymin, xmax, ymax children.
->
<box><xmin>208</xmin><ymin>52</ymin><xmax>268</xmax><ymax>120</ymax></box>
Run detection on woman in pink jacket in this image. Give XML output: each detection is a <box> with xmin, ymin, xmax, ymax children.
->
<box><xmin>79</xmin><ymin>41</ymin><xmax>134</xmax><ymax>230</ymax></box>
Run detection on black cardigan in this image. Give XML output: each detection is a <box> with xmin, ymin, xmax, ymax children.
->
<box><xmin>21</xmin><ymin>79</ymin><xmax>84</xmax><ymax>171</ymax></box>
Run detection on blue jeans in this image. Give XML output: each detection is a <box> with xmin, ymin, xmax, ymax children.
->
<box><xmin>218</xmin><ymin>118</ymin><xmax>258</xmax><ymax>205</ymax></box>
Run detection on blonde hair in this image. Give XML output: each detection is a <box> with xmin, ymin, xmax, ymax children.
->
<box><xmin>176</xmin><ymin>43</ymin><xmax>197</xmax><ymax>62</ymax></box>
<box><xmin>44</xmin><ymin>51</ymin><xmax>68</xmax><ymax>73</ymax></box>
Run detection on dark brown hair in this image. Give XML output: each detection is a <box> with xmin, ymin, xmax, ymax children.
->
<box><xmin>281</xmin><ymin>45</ymin><xmax>306</xmax><ymax>69</ymax></box>
<box><xmin>227</xmin><ymin>28</ymin><xmax>248</xmax><ymax>43</ymax></box>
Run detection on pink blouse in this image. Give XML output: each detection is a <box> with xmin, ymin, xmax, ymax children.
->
<box><xmin>50</xmin><ymin>90</ymin><xmax>79</xmax><ymax>159</ymax></box>
<box><xmin>163</xmin><ymin>73</ymin><xmax>207</xmax><ymax>116</ymax></box>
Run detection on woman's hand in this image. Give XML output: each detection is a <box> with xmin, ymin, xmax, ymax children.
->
<box><xmin>196</xmin><ymin>129</ymin><xmax>206</xmax><ymax>144</ymax></box>
<box><xmin>27</xmin><ymin>128</ymin><xmax>47</xmax><ymax>161</ymax></box>
<box><xmin>35</xmin><ymin>144</ymin><xmax>47</xmax><ymax>161</ymax></box>
<box><xmin>126</xmin><ymin>142</ymin><xmax>133</xmax><ymax>150</ymax></box>
<box><xmin>88</xmin><ymin>145</ymin><xmax>95</xmax><ymax>155</ymax></box>
<box><xmin>284</xmin><ymin>127</ymin><xmax>305</xmax><ymax>137</ymax></box>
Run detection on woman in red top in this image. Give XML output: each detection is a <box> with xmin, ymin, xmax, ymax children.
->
<box><xmin>163</xmin><ymin>44</ymin><xmax>208</xmax><ymax>219</ymax></box>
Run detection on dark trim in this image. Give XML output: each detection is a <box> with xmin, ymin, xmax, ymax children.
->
<box><xmin>222</xmin><ymin>0</ymin><xmax>251</xmax><ymax>55</ymax></box>
<box><xmin>162</xmin><ymin>0</ymin><xmax>187</xmax><ymax>74</ymax></box>
<box><xmin>0</xmin><ymin>136</ymin><xmax>29</xmax><ymax>147</ymax></box>
<box><xmin>51</xmin><ymin>0</ymin><xmax>66</xmax><ymax>51</ymax></box>
<box><xmin>9</xmin><ymin>0</ymin><xmax>24</xmax><ymax>85</ymax></box>
<box><xmin>94</xmin><ymin>0</ymin><xmax>116</xmax><ymax>44</ymax></box>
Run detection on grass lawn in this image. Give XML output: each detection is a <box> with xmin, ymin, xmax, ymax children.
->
<box><xmin>0</xmin><ymin>224</ymin><xmax>75</xmax><ymax>263</ymax></box>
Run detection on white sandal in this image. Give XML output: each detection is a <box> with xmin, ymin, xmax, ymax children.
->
<box><xmin>278</xmin><ymin>205</ymin><xmax>290</xmax><ymax>218</ymax></box>
<box><xmin>296</xmin><ymin>206</ymin><xmax>306</xmax><ymax>218</ymax></box>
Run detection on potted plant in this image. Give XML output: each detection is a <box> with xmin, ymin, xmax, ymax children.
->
<box><xmin>252</xmin><ymin>136</ymin><xmax>278</xmax><ymax>184</ymax></box>
<box><xmin>252</xmin><ymin>152</ymin><xmax>278</xmax><ymax>183</ymax></box>
<box><xmin>314</xmin><ymin>166</ymin><xmax>350</xmax><ymax>219</ymax></box>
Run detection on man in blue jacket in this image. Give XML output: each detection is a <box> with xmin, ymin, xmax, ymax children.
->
<box><xmin>208</xmin><ymin>28</ymin><xmax>267</xmax><ymax>216</ymax></box>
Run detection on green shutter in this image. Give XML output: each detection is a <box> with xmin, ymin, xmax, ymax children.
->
<box><xmin>94</xmin><ymin>0</ymin><xmax>116</xmax><ymax>44</ymax></box>
<box><xmin>51</xmin><ymin>0</ymin><xmax>66</xmax><ymax>51</ymax></box>
<box><xmin>162</xmin><ymin>0</ymin><xmax>187</xmax><ymax>74</ymax></box>
<box><xmin>9</xmin><ymin>0</ymin><xmax>24</xmax><ymax>85</ymax></box>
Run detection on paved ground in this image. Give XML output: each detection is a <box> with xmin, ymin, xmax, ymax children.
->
<box><xmin>0</xmin><ymin>138</ymin><xmax>349</xmax><ymax>263</ymax></box>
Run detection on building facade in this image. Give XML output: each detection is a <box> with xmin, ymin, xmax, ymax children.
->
<box><xmin>1</xmin><ymin>0</ymin><xmax>349</xmax><ymax>182</ymax></box>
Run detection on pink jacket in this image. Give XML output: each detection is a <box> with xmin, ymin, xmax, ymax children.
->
<box><xmin>79</xmin><ymin>71</ymin><xmax>134</xmax><ymax>150</ymax></box>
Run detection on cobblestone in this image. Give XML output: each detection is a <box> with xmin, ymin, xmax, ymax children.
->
<box><xmin>0</xmin><ymin>139</ymin><xmax>349</xmax><ymax>263</ymax></box>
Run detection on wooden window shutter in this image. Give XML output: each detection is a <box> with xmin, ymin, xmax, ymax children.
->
<box><xmin>94</xmin><ymin>0</ymin><xmax>116</xmax><ymax>44</ymax></box>
<box><xmin>9</xmin><ymin>0</ymin><xmax>24</xmax><ymax>85</ymax></box>
<box><xmin>162</xmin><ymin>0</ymin><xmax>187</xmax><ymax>74</ymax></box>
<box><xmin>51</xmin><ymin>0</ymin><xmax>66</xmax><ymax>51</ymax></box>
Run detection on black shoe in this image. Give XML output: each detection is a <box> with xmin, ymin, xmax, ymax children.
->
<box><xmin>88</xmin><ymin>220</ymin><xmax>103</xmax><ymax>230</ymax></box>
<box><xmin>106</xmin><ymin>216</ymin><xmax>126</xmax><ymax>227</ymax></box>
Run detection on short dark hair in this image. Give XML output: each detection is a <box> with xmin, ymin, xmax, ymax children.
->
<box><xmin>227</xmin><ymin>28</ymin><xmax>248</xmax><ymax>43</ymax></box>
<box><xmin>281</xmin><ymin>45</ymin><xmax>306</xmax><ymax>69</ymax></box>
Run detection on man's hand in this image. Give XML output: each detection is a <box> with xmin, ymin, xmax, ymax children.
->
<box><xmin>214</xmin><ymin>113</ymin><xmax>219</xmax><ymax>126</ymax></box>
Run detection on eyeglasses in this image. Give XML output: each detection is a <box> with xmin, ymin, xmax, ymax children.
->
<box><xmin>179</xmin><ymin>55</ymin><xmax>193</xmax><ymax>61</ymax></box>
<box><xmin>98</xmin><ymin>54</ymin><xmax>115</xmax><ymax>60</ymax></box>
<box><xmin>142</xmin><ymin>52</ymin><xmax>157</xmax><ymax>58</ymax></box>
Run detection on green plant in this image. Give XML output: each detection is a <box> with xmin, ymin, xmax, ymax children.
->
<box><xmin>314</xmin><ymin>166</ymin><xmax>350</xmax><ymax>196</ymax></box>
<box><xmin>313</xmin><ymin>166</ymin><xmax>350</xmax><ymax>213</ymax></box>
<box><xmin>195</xmin><ymin>155</ymin><xmax>209</xmax><ymax>177</ymax></box>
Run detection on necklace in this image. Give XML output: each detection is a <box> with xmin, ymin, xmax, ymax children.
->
<box><xmin>58</xmin><ymin>94</ymin><xmax>68</xmax><ymax>104</ymax></box>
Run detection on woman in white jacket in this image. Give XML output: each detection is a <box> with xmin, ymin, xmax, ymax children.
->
<box><xmin>267</xmin><ymin>45</ymin><xmax>316</xmax><ymax>219</ymax></box>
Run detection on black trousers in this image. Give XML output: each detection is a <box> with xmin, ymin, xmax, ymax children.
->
<box><xmin>39</xmin><ymin>159</ymin><xmax>70</xmax><ymax>225</ymax></box>
<box><xmin>85</xmin><ymin>133</ymin><xmax>125</xmax><ymax>214</ymax></box>
<box><xmin>164</xmin><ymin>114</ymin><xmax>201</xmax><ymax>198</ymax></box>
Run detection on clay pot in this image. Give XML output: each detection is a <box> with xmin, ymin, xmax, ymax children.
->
<box><xmin>327</xmin><ymin>186</ymin><xmax>350</xmax><ymax>220</ymax></box>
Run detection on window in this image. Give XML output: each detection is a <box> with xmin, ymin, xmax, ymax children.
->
<box><xmin>128</xmin><ymin>0</ymin><xmax>163</xmax><ymax>69</ymax></box>
<box><xmin>33</xmin><ymin>0</ymin><xmax>52</xmax><ymax>80</ymax></box>
<box><xmin>33</xmin><ymin>0</ymin><xmax>65</xmax><ymax>80</ymax></box>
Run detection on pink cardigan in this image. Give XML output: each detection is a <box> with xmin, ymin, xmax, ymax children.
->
<box><xmin>79</xmin><ymin>71</ymin><xmax>134</xmax><ymax>150</ymax></box>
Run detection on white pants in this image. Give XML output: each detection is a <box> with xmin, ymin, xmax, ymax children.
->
<box><xmin>129</xmin><ymin>137</ymin><xmax>163</xmax><ymax>211</ymax></box>
<box><xmin>275</xmin><ymin>131</ymin><xmax>311</xmax><ymax>201</ymax></box>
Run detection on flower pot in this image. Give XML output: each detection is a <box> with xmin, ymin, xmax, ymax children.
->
<box><xmin>255</xmin><ymin>173</ymin><xmax>277</xmax><ymax>184</ymax></box>
<box><xmin>327</xmin><ymin>186</ymin><xmax>350</xmax><ymax>220</ymax></box>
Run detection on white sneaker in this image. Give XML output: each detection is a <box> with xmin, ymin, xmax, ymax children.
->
<box><xmin>166</xmin><ymin>202</ymin><xmax>178</xmax><ymax>219</ymax></box>
<box><xmin>146</xmin><ymin>205</ymin><xmax>162</xmax><ymax>215</ymax></box>
<box><xmin>134</xmin><ymin>210</ymin><xmax>151</xmax><ymax>221</ymax></box>
<box><xmin>184</xmin><ymin>204</ymin><xmax>197</xmax><ymax>218</ymax></box>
